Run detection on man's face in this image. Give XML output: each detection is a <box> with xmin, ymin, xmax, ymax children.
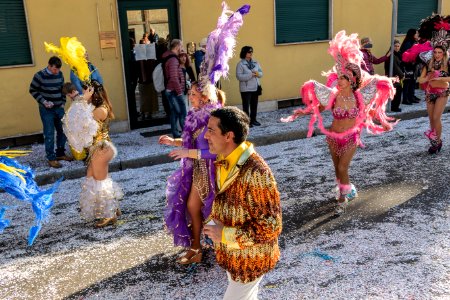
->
<box><xmin>176</xmin><ymin>43</ymin><xmax>184</xmax><ymax>55</ymax></box>
<box><xmin>204</xmin><ymin>116</ymin><xmax>228</xmax><ymax>155</ymax></box>
<box><xmin>48</xmin><ymin>65</ymin><xmax>60</xmax><ymax>75</ymax></box>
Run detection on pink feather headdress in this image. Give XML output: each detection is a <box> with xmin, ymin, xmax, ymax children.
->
<box><xmin>324</xmin><ymin>31</ymin><xmax>363</xmax><ymax>89</ymax></box>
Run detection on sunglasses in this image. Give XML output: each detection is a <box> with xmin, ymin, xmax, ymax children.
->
<box><xmin>247</xmin><ymin>50</ymin><xmax>253</xmax><ymax>53</ymax></box>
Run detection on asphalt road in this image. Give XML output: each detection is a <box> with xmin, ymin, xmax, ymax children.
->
<box><xmin>0</xmin><ymin>115</ymin><xmax>449</xmax><ymax>299</ymax></box>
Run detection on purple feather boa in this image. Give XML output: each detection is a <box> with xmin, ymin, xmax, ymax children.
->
<box><xmin>181</xmin><ymin>103</ymin><xmax>220</xmax><ymax>149</ymax></box>
<box><xmin>164</xmin><ymin>103</ymin><xmax>221</xmax><ymax>247</ymax></box>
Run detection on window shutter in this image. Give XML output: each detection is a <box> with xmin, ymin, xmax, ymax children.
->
<box><xmin>0</xmin><ymin>0</ymin><xmax>32</xmax><ymax>67</ymax></box>
<box><xmin>275</xmin><ymin>0</ymin><xmax>329</xmax><ymax>44</ymax></box>
<box><xmin>397</xmin><ymin>0</ymin><xmax>438</xmax><ymax>34</ymax></box>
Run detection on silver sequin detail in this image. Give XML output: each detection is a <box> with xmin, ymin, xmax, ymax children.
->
<box><xmin>313</xmin><ymin>81</ymin><xmax>332</xmax><ymax>106</ymax></box>
<box><xmin>419</xmin><ymin>50</ymin><xmax>433</xmax><ymax>64</ymax></box>
<box><xmin>360</xmin><ymin>79</ymin><xmax>378</xmax><ymax>104</ymax></box>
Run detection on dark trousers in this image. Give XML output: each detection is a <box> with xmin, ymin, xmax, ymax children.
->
<box><xmin>161</xmin><ymin>90</ymin><xmax>171</xmax><ymax>118</ymax></box>
<box><xmin>240</xmin><ymin>91</ymin><xmax>259</xmax><ymax>122</ymax></box>
<box><xmin>39</xmin><ymin>106</ymin><xmax>67</xmax><ymax>161</ymax></box>
<box><xmin>392</xmin><ymin>83</ymin><xmax>403</xmax><ymax>110</ymax></box>
<box><xmin>402</xmin><ymin>78</ymin><xmax>416</xmax><ymax>103</ymax></box>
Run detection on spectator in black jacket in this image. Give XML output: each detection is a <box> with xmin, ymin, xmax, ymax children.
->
<box><xmin>385</xmin><ymin>40</ymin><xmax>405</xmax><ymax>112</ymax></box>
<box><xmin>400</xmin><ymin>29</ymin><xmax>420</xmax><ymax>104</ymax></box>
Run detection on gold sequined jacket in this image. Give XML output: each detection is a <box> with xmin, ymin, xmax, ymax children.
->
<box><xmin>210</xmin><ymin>147</ymin><xmax>282</xmax><ymax>283</ymax></box>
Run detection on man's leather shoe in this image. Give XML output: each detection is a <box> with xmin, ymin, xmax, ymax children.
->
<box><xmin>48</xmin><ymin>160</ymin><xmax>62</xmax><ymax>168</ymax></box>
<box><xmin>391</xmin><ymin>108</ymin><xmax>402</xmax><ymax>112</ymax></box>
<box><xmin>56</xmin><ymin>155</ymin><xmax>73</xmax><ymax>161</ymax></box>
<box><xmin>251</xmin><ymin>120</ymin><xmax>261</xmax><ymax>126</ymax></box>
<box><xmin>402</xmin><ymin>100</ymin><xmax>413</xmax><ymax>105</ymax></box>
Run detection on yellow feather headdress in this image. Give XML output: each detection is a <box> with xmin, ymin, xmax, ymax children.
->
<box><xmin>44</xmin><ymin>37</ymin><xmax>91</xmax><ymax>82</ymax></box>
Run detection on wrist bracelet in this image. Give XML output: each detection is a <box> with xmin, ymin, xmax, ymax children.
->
<box><xmin>197</xmin><ymin>150</ymin><xmax>201</xmax><ymax>160</ymax></box>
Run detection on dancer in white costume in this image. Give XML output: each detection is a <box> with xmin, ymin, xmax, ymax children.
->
<box><xmin>62</xmin><ymin>81</ymin><xmax>123</xmax><ymax>228</ymax></box>
<box><xmin>46</xmin><ymin>37</ymin><xmax>123</xmax><ymax>227</ymax></box>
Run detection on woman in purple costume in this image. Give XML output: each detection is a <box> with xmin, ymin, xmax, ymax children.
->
<box><xmin>159</xmin><ymin>1</ymin><xmax>249</xmax><ymax>264</ymax></box>
<box><xmin>159</xmin><ymin>83</ymin><xmax>225</xmax><ymax>264</ymax></box>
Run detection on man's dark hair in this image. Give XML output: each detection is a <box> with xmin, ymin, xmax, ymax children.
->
<box><xmin>239</xmin><ymin>46</ymin><xmax>253</xmax><ymax>59</ymax></box>
<box><xmin>210</xmin><ymin>106</ymin><xmax>250</xmax><ymax>144</ymax></box>
<box><xmin>48</xmin><ymin>56</ymin><xmax>62</xmax><ymax>68</ymax></box>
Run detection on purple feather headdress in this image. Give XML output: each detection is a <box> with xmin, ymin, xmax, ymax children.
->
<box><xmin>198</xmin><ymin>2</ymin><xmax>250</xmax><ymax>102</ymax></box>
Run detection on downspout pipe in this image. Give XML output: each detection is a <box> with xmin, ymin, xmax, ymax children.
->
<box><xmin>388</xmin><ymin>0</ymin><xmax>398</xmax><ymax>111</ymax></box>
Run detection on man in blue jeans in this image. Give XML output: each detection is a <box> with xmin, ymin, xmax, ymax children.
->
<box><xmin>30</xmin><ymin>56</ymin><xmax>73</xmax><ymax>168</ymax></box>
<box><xmin>162</xmin><ymin>39</ymin><xmax>186</xmax><ymax>138</ymax></box>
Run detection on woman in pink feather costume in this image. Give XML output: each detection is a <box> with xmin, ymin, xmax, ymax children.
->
<box><xmin>281</xmin><ymin>31</ymin><xmax>397</xmax><ymax>214</ymax></box>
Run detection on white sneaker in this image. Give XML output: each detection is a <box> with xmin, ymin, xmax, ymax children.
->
<box><xmin>335</xmin><ymin>198</ymin><xmax>349</xmax><ymax>215</ymax></box>
<box><xmin>347</xmin><ymin>184</ymin><xmax>358</xmax><ymax>201</ymax></box>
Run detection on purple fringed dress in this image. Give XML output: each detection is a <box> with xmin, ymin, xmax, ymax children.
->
<box><xmin>165</xmin><ymin>103</ymin><xmax>220</xmax><ymax>247</ymax></box>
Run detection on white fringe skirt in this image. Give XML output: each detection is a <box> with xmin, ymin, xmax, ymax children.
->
<box><xmin>79</xmin><ymin>177</ymin><xmax>124</xmax><ymax>221</ymax></box>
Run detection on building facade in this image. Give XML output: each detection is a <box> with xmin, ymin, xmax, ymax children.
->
<box><xmin>0</xmin><ymin>0</ymin><xmax>448</xmax><ymax>143</ymax></box>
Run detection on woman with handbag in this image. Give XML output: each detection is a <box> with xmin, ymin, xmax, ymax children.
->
<box><xmin>236</xmin><ymin>46</ymin><xmax>263</xmax><ymax>127</ymax></box>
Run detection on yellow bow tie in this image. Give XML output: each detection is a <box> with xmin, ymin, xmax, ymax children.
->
<box><xmin>214</xmin><ymin>159</ymin><xmax>229</xmax><ymax>170</ymax></box>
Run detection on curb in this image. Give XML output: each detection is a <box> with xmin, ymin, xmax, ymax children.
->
<box><xmin>34</xmin><ymin>108</ymin><xmax>447</xmax><ymax>186</ymax></box>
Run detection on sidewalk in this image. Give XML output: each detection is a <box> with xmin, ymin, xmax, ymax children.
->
<box><xmin>14</xmin><ymin>90</ymin><xmax>448</xmax><ymax>185</ymax></box>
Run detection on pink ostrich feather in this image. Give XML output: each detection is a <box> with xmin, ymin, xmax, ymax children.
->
<box><xmin>281</xmin><ymin>79</ymin><xmax>397</xmax><ymax>141</ymax></box>
<box><xmin>402</xmin><ymin>41</ymin><xmax>433</xmax><ymax>63</ymax></box>
<box><xmin>281</xmin><ymin>31</ymin><xmax>398</xmax><ymax>141</ymax></box>
<box><xmin>364</xmin><ymin>77</ymin><xmax>398</xmax><ymax>134</ymax></box>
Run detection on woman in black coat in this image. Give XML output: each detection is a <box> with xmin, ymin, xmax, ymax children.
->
<box><xmin>385</xmin><ymin>40</ymin><xmax>405</xmax><ymax>112</ymax></box>
<box><xmin>400</xmin><ymin>29</ymin><xmax>419</xmax><ymax>105</ymax></box>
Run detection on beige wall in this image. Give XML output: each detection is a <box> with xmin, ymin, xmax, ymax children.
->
<box><xmin>1</xmin><ymin>0</ymin><xmax>449</xmax><ymax>138</ymax></box>
<box><xmin>180</xmin><ymin>0</ymin><xmax>393</xmax><ymax>106</ymax></box>
<box><xmin>0</xmin><ymin>0</ymin><xmax>128</xmax><ymax>138</ymax></box>
<box><xmin>180</xmin><ymin>0</ymin><xmax>450</xmax><ymax>106</ymax></box>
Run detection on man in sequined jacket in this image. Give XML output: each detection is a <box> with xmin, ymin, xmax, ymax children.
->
<box><xmin>204</xmin><ymin>106</ymin><xmax>282</xmax><ymax>300</ymax></box>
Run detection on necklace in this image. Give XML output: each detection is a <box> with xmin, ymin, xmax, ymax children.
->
<box><xmin>337</xmin><ymin>92</ymin><xmax>355</xmax><ymax>110</ymax></box>
<box><xmin>338</xmin><ymin>93</ymin><xmax>355</xmax><ymax>102</ymax></box>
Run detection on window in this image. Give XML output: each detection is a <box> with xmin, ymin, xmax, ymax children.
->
<box><xmin>275</xmin><ymin>0</ymin><xmax>330</xmax><ymax>44</ymax></box>
<box><xmin>397</xmin><ymin>0</ymin><xmax>439</xmax><ymax>34</ymax></box>
<box><xmin>0</xmin><ymin>0</ymin><xmax>32</xmax><ymax>67</ymax></box>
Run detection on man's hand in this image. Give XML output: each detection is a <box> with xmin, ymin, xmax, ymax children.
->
<box><xmin>43</xmin><ymin>100</ymin><xmax>54</xmax><ymax>108</ymax></box>
<box><xmin>203</xmin><ymin>220</ymin><xmax>224</xmax><ymax>244</ymax></box>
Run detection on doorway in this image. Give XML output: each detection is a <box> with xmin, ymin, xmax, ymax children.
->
<box><xmin>118</xmin><ymin>0</ymin><xmax>179</xmax><ymax>129</ymax></box>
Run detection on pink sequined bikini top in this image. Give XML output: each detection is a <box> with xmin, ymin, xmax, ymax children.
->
<box><xmin>332</xmin><ymin>106</ymin><xmax>359</xmax><ymax>120</ymax></box>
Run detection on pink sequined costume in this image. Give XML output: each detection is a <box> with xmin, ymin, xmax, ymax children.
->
<box><xmin>413</xmin><ymin>15</ymin><xmax>450</xmax><ymax>154</ymax></box>
<box><xmin>282</xmin><ymin>31</ymin><xmax>396</xmax><ymax>148</ymax></box>
<box><xmin>281</xmin><ymin>30</ymin><xmax>397</xmax><ymax>204</ymax></box>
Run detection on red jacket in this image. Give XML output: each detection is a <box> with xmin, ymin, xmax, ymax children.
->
<box><xmin>162</xmin><ymin>50</ymin><xmax>184</xmax><ymax>95</ymax></box>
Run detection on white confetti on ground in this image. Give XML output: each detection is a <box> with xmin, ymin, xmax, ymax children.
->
<box><xmin>1</xmin><ymin>94</ymin><xmax>449</xmax><ymax>299</ymax></box>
